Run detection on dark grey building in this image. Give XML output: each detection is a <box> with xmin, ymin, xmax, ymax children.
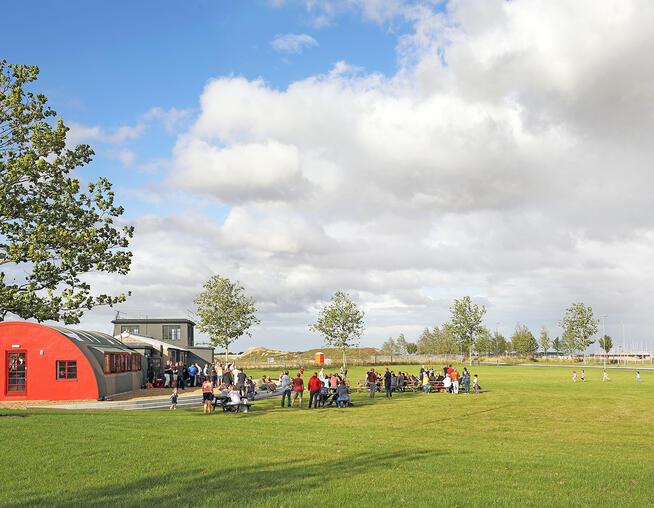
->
<box><xmin>112</xmin><ymin>318</ymin><xmax>196</xmax><ymax>348</ymax></box>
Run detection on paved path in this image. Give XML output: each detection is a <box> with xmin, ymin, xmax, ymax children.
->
<box><xmin>34</xmin><ymin>391</ymin><xmax>277</xmax><ymax>411</ymax></box>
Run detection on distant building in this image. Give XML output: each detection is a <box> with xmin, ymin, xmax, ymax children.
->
<box><xmin>112</xmin><ymin>318</ymin><xmax>196</xmax><ymax>348</ymax></box>
<box><xmin>112</xmin><ymin>318</ymin><xmax>214</xmax><ymax>383</ymax></box>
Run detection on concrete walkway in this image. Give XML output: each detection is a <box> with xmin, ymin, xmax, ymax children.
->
<box><xmin>34</xmin><ymin>390</ymin><xmax>277</xmax><ymax>411</ymax></box>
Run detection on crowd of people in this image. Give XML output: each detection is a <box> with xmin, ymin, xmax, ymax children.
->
<box><xmin>364</xmin><ymin>365</ymin><xmax>480</xmax><ymax>397</ymax></box>
<box><xmin>165</xmin><ymin>360</ymin><xmax>482</xmax><ymax>413</ymax></box>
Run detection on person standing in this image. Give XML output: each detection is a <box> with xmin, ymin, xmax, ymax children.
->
<box><xmin>216</xmin><ymin>363</ymin><xmax>223</xmax><ymax>386</ymax></box>
<box><xmin>280</xmin><ymin>371</ymin><xmax>292</xmax><ymax>408</ymax></box>
<box><xmin>636</xmin><ymin>371</ymin><xmax>641</xmax><ymax>382</ymax></box>
<box><xmin>164</xmin><ymin>362</ymin><xmax>173</xmax><ymax>388</ymax></box>
<box><xmin>366</xmin><ymin>368</ymin><xmax>378</xmax><ymax>398</ymax></box>
<box><xmin>170</xmin><ymin>388</ymin><xmax>178</xmax><ymax>410</ymax></box>
<box><xmin>308</xmin><ymin>372</ymin><xmax>322</xmax><ymax>409</ymax></box>
<box><xmin>384</xmin><ymin>368</ymin><xmax>392</xmax><ymax>398</ymax></box>
<box><xmin>452</xmin><ymin>369</ymin><xmax>460</xmax><ymax>394</ymax></box>
<box><xmin>188</xmin><ymin>363</ymin><xmax>197</xmax><ymax>387</ymax></box>
<box><xmin>422</xmin><ymin>370</ymin><xmax>430</xmax><ymax>393</ymax></box>
<box><xmin>202</xmin><ymin>377</ymin><xmax>214</xmax><ymax>414</ymax></box>
<box><xmin>473</xmin><ymin>374</ymin><xmax>480</xmax><ymax>394</ymax></box>
<box><xmin>292</xmin><ymin>373</ymin><xmax>304</xmax><ymax>408</ymax></box>
<box><xmin>581</xmin><ymin>369</ymin><xmax>586</xmax><ymax>382</ymax></box>
<box><xmin>602</xmin><ymin>370</ymin><xmax>610</xmax><ymax>382</ymax></box>
<box><xmin>572</xmin><ymin>370</ymin><xmax>577</xmax><ymax>383</ymax></box>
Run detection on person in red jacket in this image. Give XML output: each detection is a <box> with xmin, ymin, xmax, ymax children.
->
<box><xmin>291</xmin><ymin>373</ymin><xmax>304</xmax><ymax>408</ymax></box>
<box><xmin>307</xmin><ymin>372</ymin><xmax>322</xmax><ymax>409</ymax></box>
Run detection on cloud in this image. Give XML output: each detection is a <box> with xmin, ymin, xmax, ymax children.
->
<box><xmin>77</xmin><ymin>0</ymin><xmax>654</xmax><ymax>350</ymax></box>
<box><xmin>143</xmin><ymin>107</ymin><xmax>193</xmax><ymax>133</ymax></box>
<box><xmin>271</xmin><ymin>33</ymin><xmax>318</xmax><ymax>54</ymax></box>
<box><xmin>67</xmin><ymin>121</ymin><xmax>145</xmax><ymax>145</ymax></box>
<box><xmin>110</xmin><ymin>149</ymin><xmax>135</xmax><ymax>168</ymax></box>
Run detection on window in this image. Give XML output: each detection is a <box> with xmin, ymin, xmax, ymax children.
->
<box><xmin>162</xmin><ymin>325</ymin><xmax>181</xmax><ymax>341</ymax></box>
<box><xmin>56</xmin><ymin>360</ymin><xmax>77</xmax><ymax>380</ymax></box>
<box><xmin>121</xmin><ymin>325</ymin><xmax>140</xmax><ymax>335</ymax></box>
<box><xmin>103</xmin><ymin>352</ymin><xmax>140</xmax><ymax>374</ymax></box>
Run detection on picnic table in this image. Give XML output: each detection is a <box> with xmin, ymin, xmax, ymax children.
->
<box><xmin>211</xmin><ymin>395</ymin><xmax>253</xmax><ymax>413</ymax></box>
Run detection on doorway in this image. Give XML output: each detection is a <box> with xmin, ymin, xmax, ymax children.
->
<box><xmin>6</xmin><ymin>351</ymin><xmax>27</xmax><ymax>395</ymax></box>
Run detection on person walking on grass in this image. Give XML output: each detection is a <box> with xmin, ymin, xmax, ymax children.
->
<box><xmin>384</xmin><ymin>368</ymin><xmax>392</xmax><ymax>398</ymax></box>
<box><xmin>603</xmin><ymin>370</ymin><xmax>610</xmax><ymax>382</ymax></box>
<box><xmin>636</xmin><ymin>371</ymin><xmax>641</xmax><ymax>382</ymax></box>
<box><xmin>581</xmin><ymin>369</ymin><xmax>586</xmax><ymax>382</ymax></box>
<box><xmin>280</xmin><ymin>371</ymin><xmax>291</xmax><ymax>408</ymax></box>
<box><xmin>572</xmin><ymin>370</ymin><xmax>577</xmax><ymax>383</ymax></box>
<box><xmin>202</xmin><ymin>377</ymin><xmax>214</xmax><ymax>414</ymax></box>
<box><xmin>367</xmin><ymin>368</ymin><xmax>378</xmax><ymax>398</ymax></box>
<box><xmin>170</xmin><ymin>388</ymin><xmax>178</xmax><ymax>410</ymax></box>
<box><xmin>292</xmin><ymin>373</ymin><xmax>304</xmax><ymax>408</ymax></box>
<box><xmin>308</xmin><ymin>372</ymin><xmax>322</xmax><ymax>409</ymax></box>
<box><xmin>473</xmin><ymin>374</ymin><xmax>480</xmax><ymax>394</ymax></box>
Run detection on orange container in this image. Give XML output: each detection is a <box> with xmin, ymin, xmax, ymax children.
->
<box><xmin>314</xmin><ymin>352</ymin><xmax>325</xmax><ymax>365</ymax></box>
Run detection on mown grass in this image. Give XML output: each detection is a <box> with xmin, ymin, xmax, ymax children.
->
<box><xmin>1</xmin><ymin>365</ymin><xmax>652</xmax><ymax>507</ymax></box>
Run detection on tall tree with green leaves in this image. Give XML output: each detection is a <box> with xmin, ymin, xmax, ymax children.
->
<box><xmin>552</xmin><ymin>336</ymin><xmax>563</xmax><ymax>355</ymax></box>
<box><xmin>406</xmin><ymin>342</ymin><xmax>418</xmax><ymax>354</ymax></box>
<box><xmin>195</xmin><ymin>275</ymin><xmax>260</xmax><ymax>361</ymax></box>
<box><xmin>395</xmin><ymin>333</ymin><xmax>408</xmax><ymax>355</ymax></box>
<box><xmin>449</xmin><ymin>296</ymin><xmax>487</xmax><ymax>363</ymax></box>
<box><xmin>511</xmin><ymin>324</ymin><xmax>538</xmax><ymax>357</ymax></box>
<box><xmin>0</xmin><ymin>61</ymin><xmax>133</xmax><ymax>323</ymax></box>
<box><xmin>310</xmin><ymin>291</ymin><xmax>364</xmax><ymax>370</ymax></box>
<box><xmin>474</xmin><ymin>326</ymin><xmax>494</xmax><ymax>356</ymax></box>
<box><xmin>381</xmin><ymin>337</ymin><xmax>399</xmax><ymax>360</ymax></box>
<box><xmin>598</xmin><ymin>334</ymin><xmax>613</xmax><ymax>368</ymax></box>
<box><xmin>491</xmin><ymin>331</ymin><xmax>508</xmax><ymax>356</ymax></box>
<box><xmin>539</xmin><ymin>326</ymin><xmax>551</xmax><ymax>356</ymax></box>
<box><xmin>559</xmin><ymin>303</ymin><xmax>599</xmax><ymax>357</ymax></box>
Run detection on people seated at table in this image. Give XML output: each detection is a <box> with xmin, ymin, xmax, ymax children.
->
<box><xmin>336</xmin><ymin>382</ymin><xmax>350</xmax><ymax>407</ymax></box>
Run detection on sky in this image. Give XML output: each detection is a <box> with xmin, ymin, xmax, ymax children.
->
<box><xmin>2</xmin><ymin>0</ymin><xmax>654</xmax><ymax>352</ymax></box>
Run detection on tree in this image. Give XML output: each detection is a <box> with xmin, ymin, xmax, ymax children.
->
<box><xmin>598</xmin><ymin>334</ymin><xmax>613</xmax><ymax>368</ymax></box>
<box><xmin>406</xmin><ymin>342</ymin><xmax>418</xmax><ymax>354</ymax></box>
<box><xmin>195</xmin><ymin>275</ymin><xmax>260</xmax><ymax>361</ymax></box>
<box><xmin>381</xmin><ymin>337</ymin><xmax>399</xmax><ymax>360</ymax></box>
<box><xmin>310</xmin><ymin>291</ymin><xmax>364</xmax><ymax>370</ymax></box>
<box><xmin>539</xmin><ymin>327</ymin><xmax>551</xmax><ymax>356</ymax></box>
<box><xmin>559</xmin><ymin>303</ymin><xmax>599</xmax><ymax>357</ymax></box>
<box><xmin>511</xmin><ymin>324</ymin><xmax>538</xmax><ymax>358</ymax></box>
<box><xmin>474</xmin><ymin>327</ymin><xmax>494</xmax><ymax>356</ymax></box>
<box><xmin>395</xmin><ymin>333</ymin><xmax>408</xmax><ymax>355</ymax></box>
<box><xmin>552</xmin><ymin>336</ymin><xmax>563</xmax><ymax>355</ymax></box>
<box><xmin>417</xmin><ymin>327</ymin><xmax>437</xmax><ymax>354</ymax></box>
<box><xmin>491</xmin><ymin>331</ymin><xmax>508</xmax><ymax>356</ymax></box>
<box><xmin>0</xmin><ymin>61</ymin><xmax>133</xmax><ymax>323</ymax></box>
<box><xmin>449</xmin><ymin>296</ymin><xmax>487</xmax><ymax>363</ymax></box>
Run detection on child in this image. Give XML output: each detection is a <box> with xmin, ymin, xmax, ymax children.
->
<box><xmin>572</xmin><ymin>371</ymin><xmax>577</xmax><ymax>383</ymax></box>
<box><xmin>602</xmin><ymin>370</ymin><xmax>609</xmax><ymax>382</ymax></box>
<box><xmin>636</xmin><ymin>371</ymin><xmax>641</xmax><ymax>382</ymax></box>
<box><xmin>580</xmin><ymin>369</ymin><xmax>585</xmax><ymax>382</ymax></box>
<box><xmin>473</xmin><ymin>375</ymin><xmax>479</xmax><ymax>394</ymax></box>
<box><xmin>170</xmin><ymin>389</ymin><xmax>178</xmax><ymax>410</ymax></box>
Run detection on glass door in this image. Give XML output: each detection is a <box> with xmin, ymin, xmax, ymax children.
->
<box><xmin>6</xmin><ymin>351</ymin><xmax>26</xmax><ymax>395</ymax></box>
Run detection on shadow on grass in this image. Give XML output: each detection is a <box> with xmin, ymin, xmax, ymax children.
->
<box><xmin>12</xmin><ymin>449</ymin><xmax>446</xmax><ymax>507</ymax></box>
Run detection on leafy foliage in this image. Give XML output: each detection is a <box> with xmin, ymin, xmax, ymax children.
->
<box><xmin>511</xmin><ymin>324</ymin><xmax>538</xmax><ymax>357</ymax></box>
<box><xmin>309</xmin><ymin>291</ymin><xmax>364</xmax><ymax>368</ymax></box>
<box><xmin>395</xmin><ymin>333</ymin><xmax>408</xmax><ymax>355</ymax></box>
<box><xmin>449</xmin><ymin>296</ymin><xmax>487</xmax><ymax>357</ymax></box>
<box><xmin>539</xmin><ymin>326</ymin><xmax>551</xmax><ymax>354</ymax></box>
<box><xmin>559</xmin><ymin>302</ymin><xmax>599</xmax><ymax>355</ymax></box>
<box><xmin>417</xmin><ymin>325</ymin><xmax>459</xmax><ymax>354</ymax></box>
<box><xmin>0</xmin><ymin>61</ymin><xmax>133</xmax><ymax>323</ymax></box>
<box><xmin>598</xmin><ymin>334</ymin><xmax>613</xmax><ymax>354</ymax></box>
<box><xmin>405</xmin><ymin>342</ymin><xmax>418</xmax><ymax>354</ymax></box>
<box><xmin>381</xmin><ymin>337</ymin><xmax>399</xmax><ymax>356</ymax></box>
<box><xmin>195</xmin><ymin>275</ymin><xmax>260</xmax><ymax>359</ymax></box>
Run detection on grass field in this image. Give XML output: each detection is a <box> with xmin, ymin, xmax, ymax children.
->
<box><xmin>1</xmin><ymin>365</ymin><xmax>652</xmax><ymax>507</ymax></box>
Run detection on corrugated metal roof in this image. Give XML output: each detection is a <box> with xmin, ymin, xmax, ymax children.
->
<box><xmin>49</xmin><ymin>325</ymin><xmax>133</xmax><ymax>351</ymax></box>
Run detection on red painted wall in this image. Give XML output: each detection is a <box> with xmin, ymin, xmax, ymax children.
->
<box><xmin>0</xmin><ymin>322</ymin><xmax>99</xmax><ymax>401</ymax></box>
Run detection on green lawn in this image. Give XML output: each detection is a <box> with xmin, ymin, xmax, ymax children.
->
<box><xmin>1</xmin><ymin>365</ymin><xmax>652</xmax><ymax>507</ymax></box>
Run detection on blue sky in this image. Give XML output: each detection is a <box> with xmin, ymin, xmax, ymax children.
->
<box><xmin>3</xmin><ymin>1</ymin><xmax>654</xmax><ymax>352</ymax></box>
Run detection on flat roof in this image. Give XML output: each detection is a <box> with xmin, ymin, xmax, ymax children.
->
<box><xmin>112</xmin><ymin>318</ymin><xmax>195</xmax><ymax>326</ymax></box>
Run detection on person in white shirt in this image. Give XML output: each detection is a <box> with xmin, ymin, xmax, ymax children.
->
<box><xmin>443</xmin><ymin>374</ymin><xmax>452</xmax><ymax>393</ymax></box>
<box><xmin>279</xmin><ymin>371</ymin><xmax>292</xmax><ymax>408</ymax></box>
<box><xmin>636</xmin><ymin>371</ymin><xmax>641</xmax><ymax>382</ymax></box>
<box><xmin>229</xmin><ymin>387</ymin><xmax>241</xmax><ymax>404</ymax></box>
<box><xmin>602</xmin><ymin>370</ymin><xmax>609</xmax><ymax>382</ymax></box>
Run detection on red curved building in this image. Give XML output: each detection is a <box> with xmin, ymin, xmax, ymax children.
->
<box><xmin>0</xmin><ymin>321</ymin><xmax>142</xmax><ymax>401</ymax></box>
